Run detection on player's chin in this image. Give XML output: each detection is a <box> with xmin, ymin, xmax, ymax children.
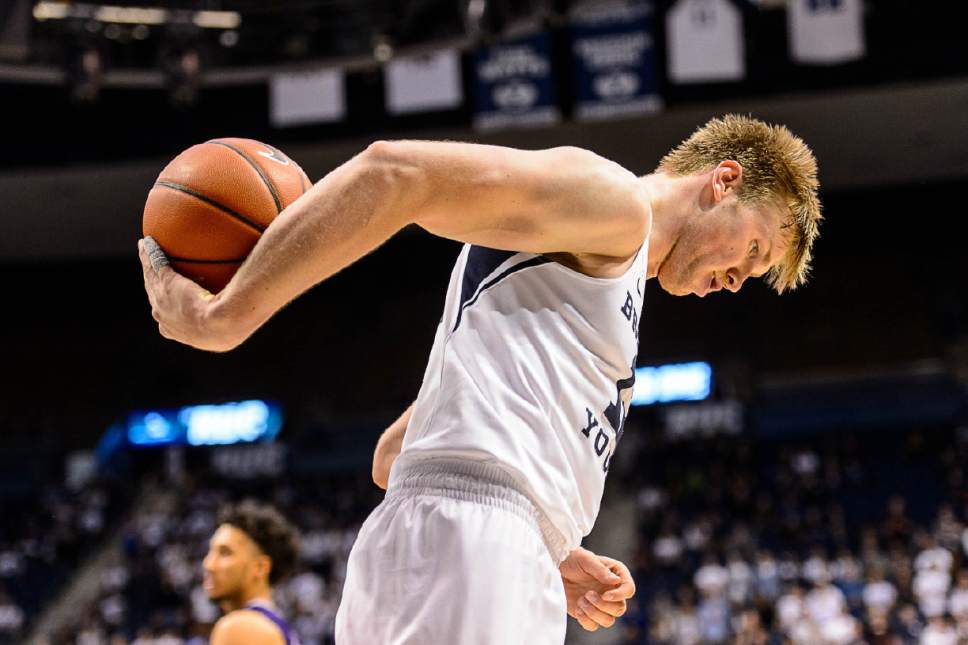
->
<box><xmin>657</xmin><ymin>275</ymin><xmax>693</xmax><ymax>297</ymax></box>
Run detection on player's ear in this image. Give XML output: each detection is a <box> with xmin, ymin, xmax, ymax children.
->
<box><xmin>710</xmin><ymin>160</ymin><xmax>743</xmax><ymax>202</ymax></box>
<box><xmin>255</xmin><ymin>553</ymin><xmax>272</xmax><ymax>582</ymax></box>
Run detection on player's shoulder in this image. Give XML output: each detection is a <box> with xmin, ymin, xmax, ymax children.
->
<box><xmin>211</xmin><ymin>609</ymin><xmax>286</xmax><ymax>645</ymax></box>
<box><xmin>541</xmin><ymin>145</ymin><xmax>640</xmax><ymax>184</ymax></box>
<box><xmin>543</xmin><ymin>145</ymin><xmax>651</xmax><ymax>228</ymax></box>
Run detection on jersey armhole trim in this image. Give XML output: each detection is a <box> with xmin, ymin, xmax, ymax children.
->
<box><xmin>539</xmin><ymin>238</ymin><xmax>649</xmax><ymax>286</ymax></box>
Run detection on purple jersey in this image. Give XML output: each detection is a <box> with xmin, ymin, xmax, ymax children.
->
<box><xmin>242</xmin><ymin>603</ymin><xmax>301</xmax><ymax>645</ymax></box>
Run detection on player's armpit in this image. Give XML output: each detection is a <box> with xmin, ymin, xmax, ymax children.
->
<box><xmin>368</xmin><ymin>141</ymin><xmax>651</xmax><ymax>260</ymax></box>
<box><xmin>210</xmin><ymin>611</ymin><xmax>286</xmax><ymax>645</ymax></box>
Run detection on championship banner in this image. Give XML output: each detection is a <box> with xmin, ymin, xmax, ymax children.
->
<box><xmin>473</xmin><ymin>31</ymin><xmax>560</xmax><ymax>131</ymax></box>
<box><xmin>569</xmin><ymin>0</ymin><xmax>661</xmax><ymax>122</ymax></box>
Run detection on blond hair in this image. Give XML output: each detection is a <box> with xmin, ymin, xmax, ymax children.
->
<box><xmin>658</xmin><ymin>114</ymin><xmax>822</xmax><ymax>293</ymax></box>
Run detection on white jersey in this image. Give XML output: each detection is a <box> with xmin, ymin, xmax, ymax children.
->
<box><xmin>397</xmin><ymin>241</ymin><xmax>648</xmax><ymax>558</ymax></box>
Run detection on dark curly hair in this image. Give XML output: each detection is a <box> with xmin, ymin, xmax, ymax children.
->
<box><xmin>218</xmin><ymin>500</ymin><xmax>300</xmax><ymax>585</ymax></box>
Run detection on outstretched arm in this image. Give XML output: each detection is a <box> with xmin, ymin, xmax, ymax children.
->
<box><xmin>140</xmin><ymin>141</ymin><xmax>650</xmax><ymax>352</ymax></box>
<box><xmin>372</xmin><ymin>404</ymin><xmax>414</xmax><ymax>490</ymax></box>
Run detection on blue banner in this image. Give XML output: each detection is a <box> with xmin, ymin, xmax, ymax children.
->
<box><xmin>570</xmin><ymin>1</ymin><xmax>661</xmax><ymax>121</ymax></box>
<box><xmin>473</xmin><ymin>32</ymin><xmax>560</xmax><ymax>131</ymax></box>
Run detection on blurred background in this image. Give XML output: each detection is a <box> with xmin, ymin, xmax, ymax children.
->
<box><xmin>1</xmin><ymin>0</ymin><xmax>967</xmax><ymax>643</ymax></box>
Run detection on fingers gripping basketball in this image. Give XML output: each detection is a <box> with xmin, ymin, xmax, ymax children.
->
<box><xmin>142</xmin><ymin>138</ymin><xmax>311</xmax><ymax>293</ymax></box>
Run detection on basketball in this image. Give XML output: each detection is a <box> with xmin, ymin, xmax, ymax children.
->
<box><xmin>143</xmin><ymin>138</ymin><xmax>311</xmax><ymax>293</ymax></box>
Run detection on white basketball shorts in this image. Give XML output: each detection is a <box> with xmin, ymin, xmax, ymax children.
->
<box><xmin>335</xmin><ymin>458</ymin><xmax>567</xmax><ymax>645</ymax></box>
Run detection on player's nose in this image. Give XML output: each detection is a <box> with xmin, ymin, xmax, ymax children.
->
<box><xmin>724</xmin><ymin>268</ymin><xmax>746</xmax><ymax>293</ymax></box>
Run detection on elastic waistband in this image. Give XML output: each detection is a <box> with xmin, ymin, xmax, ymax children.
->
<box><xmin>387</xmin><ymin>456</ymin><xmax>570</xmax><ymax>565</ymax></box>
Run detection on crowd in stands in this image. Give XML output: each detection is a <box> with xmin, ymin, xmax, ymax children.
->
<box><xmin>50</xmin><ymin>466</ymin><xmax>381</xmax><ymax>645</ymax></box>
<box><xmin>617</xmin><ymin>424</ymin><xmax>968</xmax><ymax>644</ymax></box>
<box><xmin>0</xmin><ymin>478</ymin><xmax>128</xmax><ymax>645</ymax></box>
<box><xmin>6</xmin><ymin>421</ymin><xmax>968</xmax><ymax>645</ymax></box>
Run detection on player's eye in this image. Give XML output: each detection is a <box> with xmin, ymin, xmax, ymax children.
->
<box><xmin>749</xmin><ymin>241</ymin><xmax>759</xmax><ymax>258</ymax></box>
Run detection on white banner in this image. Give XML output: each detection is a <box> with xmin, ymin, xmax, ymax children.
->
<box><xmin>270</xmin><ymin>68</ymin><xmax>345</xmax><ymax>127</ymax></box>
<box><xmin>385</xmin><ymin>50</ymin><xmax>463</xmax><ymax>115</ymax></box>
<box><xmin>667</xmin><ymin>0</ymin><xmax>745</xmax><ymax>83</ymax></box>
<box><xmin>788</xmin><ymin>0</ymin><xmax>865</xmax><ymax>65</ymax></box>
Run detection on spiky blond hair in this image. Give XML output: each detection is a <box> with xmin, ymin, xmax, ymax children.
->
<box><xmin>658</xmin><ymin>114</ymin><xmax>822</xmax><ymax>293</ymax></box>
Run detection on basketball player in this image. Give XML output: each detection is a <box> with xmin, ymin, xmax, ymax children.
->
<box><xmin>202</xmin><ymin>501</ymin><xmax>301</xmax><ymax>645</ymax></box>
<box><xmin>139</xmin><ymin>115</ymin><xmax>821</xmax><ymax>644</ymax></box>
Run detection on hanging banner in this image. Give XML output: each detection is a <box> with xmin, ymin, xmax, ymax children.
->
<box><xmin>473</xmin><ymin>31</ymin><xmax>560</xmax><ymax>131</ymax></box>
<box><xmin>788</xmin><ymin>0</ymin><xmax>865</xmax><ymax>65</ymax></box>
<box><xmin>270</xmin><ymin>68</ymin><xmax>345</xmax><ymax>127</ymax></box>
<box><xmin>667</xmin><ymin>0</ymin><xmax>745</xmax><ymax>83</ymax></box>
<box><xmin>569</xmin><ymin>0</ymin><xmax>661</xmax><ymax>122</ymax></box>
<box><xmin>385</xmin><ymin>49</ymin><xmax>463</xmax><ymax>115</ymax></box>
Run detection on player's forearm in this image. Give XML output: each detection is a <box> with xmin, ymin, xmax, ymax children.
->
<box><xmin>206</xmin><ymin>144</ymin><xmax>422</xmax><ymax>346</ymax></box>
<box><xmin>372</xmin><ymin>404</ymin><xmax>414</xmax><ymax>489</ymax></box>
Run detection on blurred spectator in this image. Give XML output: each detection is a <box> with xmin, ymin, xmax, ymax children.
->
<box><xmin>732</xmin><ymin>608</ymin><xmax>769</xmax><ymax>645</ymax></box>
<box><xmin>0</xmin><ymin>587</ymin><xmax>24</xmax><ymax>642</ymax></box>
<box><xmin>696</xmin><ymin>592</ymin><xmax>729</xmax><ymax>643</ymax></box>
<box><xmin>949</xmin><ymin>570</ymin><xmax>968</xmax><ymax>618</ymax></box>
<box><xmin>753</xmin><ymin>551</ymin><xmax>780</xmax><ymax>601</ymax></box>
<box><xmin>804</xmin><ymin>577</ymin><xmax>846</xmax><ymax>625</ymax></box>
<box><xmin>693</xmin><ymin>555</ymin><xmax>728</xmax><ymax>599</ymax></box>
<box><xmin>919</xmin><ymin>615</ymin><xmax>958</xmax><ymax>645</ymax></box>
<box><xmin>863</xmin><ymin>568</ymin><xmax>898</xmax><ymax>614</ymax></box>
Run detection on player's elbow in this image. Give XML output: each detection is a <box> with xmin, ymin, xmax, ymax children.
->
<box><xmin>372</xmin><ymin>463</ymin><xmax>389</xmax><ymax>490</ymax></box>
<box><xmin>358</xmin><ymin>141</ymin><xmax>426</xmax><ymax>202</ymax></box>
<box><xmin>362</xmin><ymin>139</ymin><xmax>398</xmax><ymax>162</ymax></box>
<box><xmin>348</xmin><ymin>141</ymin><xmax>427</xmax><ymax>227</ymax></box>
<box><xmin>371</xmin><ymin>438</ymin><xmax>397</xmax><ymax>490</ymax></box>
<box><xmin>371</xmin><ymin>452</ymin><xmax>391</xmax><ymax>490</ymax></box>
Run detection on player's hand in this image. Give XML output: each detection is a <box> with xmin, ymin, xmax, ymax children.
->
<box><xmin>559</xmin><ymin>546</ymin><xmax>635</xmax><ymax>632</ymax></box>
<box><xmin>138</xmin><ymin>237</ymin><xmax>239</xmax><ymax>352</ymax></box>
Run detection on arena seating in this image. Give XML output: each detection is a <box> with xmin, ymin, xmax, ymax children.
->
<box><xmin>617</xmin><ymin>423</ymin><xmax>968</xmax><ymax>644</ymax></box>
<box><xmin>19</xmin><ymin>422</ymin><xmax>968</xmax><ymax>644</ymax></box>
<box><xmin>47</xmin><ymin>467</ymin><xmax>381</xmax><ymax>645</ymax></box>
<box><xmin>0</xmin><ymin>477</ymin><xmax>129</xmax><ymax>645</ymax></box>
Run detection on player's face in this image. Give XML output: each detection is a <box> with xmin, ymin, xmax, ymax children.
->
<box><xmin>657</xmin><ymin>198</ymin><xmax>788</xmax><ymax>297</ymax></box>
<box><xmin>202</xmin><ymin>524</ymin><xmax>263</xmax><ymax>602</ymax></box>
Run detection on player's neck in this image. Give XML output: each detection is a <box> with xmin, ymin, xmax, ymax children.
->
<box><xmin>223</xmin><ymin>584</ymin><xmax>274</xmax><ymax>613</ymax></box>
<box><xmin>640</xmin><ymin>172</ymin><xmax>701</xmax><ymax>280</ymax></box>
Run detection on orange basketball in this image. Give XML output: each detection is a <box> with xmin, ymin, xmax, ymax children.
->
<box><xmin>143</xmin><ymin>138</ymin><xmax>311</xmax><ymax>293</ymax></box>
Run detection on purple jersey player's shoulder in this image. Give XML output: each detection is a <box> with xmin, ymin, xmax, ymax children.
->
<box><xmin>243</xmin><ymin>603</ymin><xmax>301</xmax><ymax>645</ymax></box>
